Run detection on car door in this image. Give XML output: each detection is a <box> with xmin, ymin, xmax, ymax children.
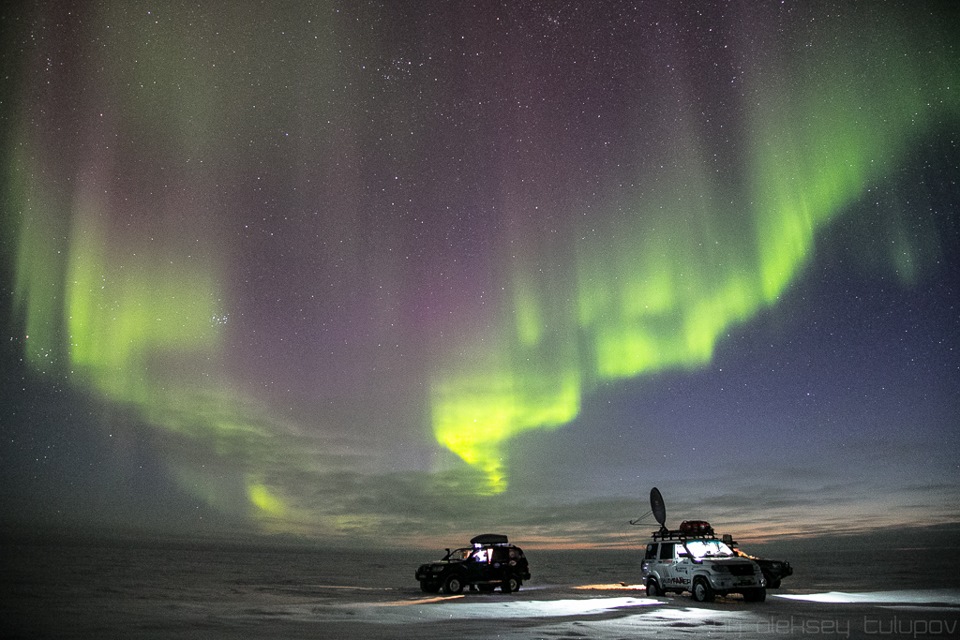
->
<box><xmin>671</xmin><ymin>543</ymin><xmax>693</xmax><ymax>588</ymax></box>
<box><xmin>658</xmin><ymin>543</ymin><xmax>680</xmax><ymax>588</ymax></box>
<box><xmin>467</xmin><ymin>547</ymin><xmax>491</xmax><ymax>582</ymax></box>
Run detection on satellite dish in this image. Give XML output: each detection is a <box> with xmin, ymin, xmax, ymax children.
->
<box><xmin>628</xmin><ymin>486</ymin><xmax>669</xmax><ymax>528</ymax></box>
<box><xmin>650</xmin><ymin>487</ymin><xmax>666</xmax><ymax>527</ymax></box>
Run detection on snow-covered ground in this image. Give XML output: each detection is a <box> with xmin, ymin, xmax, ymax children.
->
<box><xmin>3</xmin><ymin>540</ymin><xmax>958</xmax><ymax>638</ymax></box>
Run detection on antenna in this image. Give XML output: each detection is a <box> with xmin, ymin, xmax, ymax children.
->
<box><xmin>629</xmin><ymin>486</ymin><xmax>669</xmax><ymax>527</ymax></box>
<box><xmin>650</xmin><ymin>487</ymin><xmax>666</xmax><ymax>528</ymax></box>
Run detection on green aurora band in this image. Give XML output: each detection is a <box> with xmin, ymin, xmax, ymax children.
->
<box><xmin>4</xmin><ymin>5</ymin><xmax>306</xmax><ymax>527</ymax></box>
<box><xmin>430</xmin><ymin>10</ymin><xmax>959</xmax><ymax>493</ymax></box>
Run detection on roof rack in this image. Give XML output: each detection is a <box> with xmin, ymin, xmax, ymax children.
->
<box><xmin>651</xmin><ymin>529</ymin><xmax>719</xmax><ymax>541</ymax></box>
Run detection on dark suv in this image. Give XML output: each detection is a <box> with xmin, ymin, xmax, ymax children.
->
<box><xmin>415</xmin><ymin>533</ymin><xmax>531</xmax><ymax>594</ymax></box>
<box><xmin>724</xmin><ymin>534</ymin><xmax>793</xmax><ymax>589</ymax></box>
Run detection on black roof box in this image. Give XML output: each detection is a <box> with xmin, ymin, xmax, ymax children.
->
<box><xmin>470</xmin><ymin>533</ymin><xmax>509</xmax><ymax>545</ymax></box>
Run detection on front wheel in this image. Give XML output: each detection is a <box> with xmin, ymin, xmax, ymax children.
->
<box><xmin>692</xmin><ymin>578</ymin><xmax>715</xmax><ymax>603</ymax></box>
<box><xmin>443</xmin><ymin>574</ymin><xmax>464</xmax><ymax>595</ymax></box>
<box><xmin>645</xmin><ymin>579</ymin><xmax>661</xmax><ymax>597</ymax></box>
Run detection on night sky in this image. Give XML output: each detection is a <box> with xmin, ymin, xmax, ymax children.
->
<box><xmin>2</xmin><ymin>1</ymin><xmax>958</xmax><ymax>548</ymax></box>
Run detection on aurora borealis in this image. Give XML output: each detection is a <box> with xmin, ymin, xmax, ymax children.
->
<box><xmin>2</xmin><ymin>1</ymin><xmax>959</xmax><ymax>547</ymax></box>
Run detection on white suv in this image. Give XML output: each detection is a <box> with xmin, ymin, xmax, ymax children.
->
<box><xmin>641</xmin><ymin>534</ymin><xmax>767</xmax><ymax>602</ymax></box>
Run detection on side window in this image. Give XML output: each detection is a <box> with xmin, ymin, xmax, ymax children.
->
<box><xmin>659</xmin><ymin>543</ymin><xmax>675</xmax><ymax>560</ymax></box>
<box><xmin>645</xmin><ymin>544</ymin><xmax>657</xmax><ymax>560</ymax></box>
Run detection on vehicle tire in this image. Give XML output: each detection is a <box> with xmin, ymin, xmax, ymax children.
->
<box><xmin>744</xmin><ymin>588</ymin><xmax>766</xmax><ymax>602</ymax></box>
<box><xmin>646</xmin><ymin>579</ymin><xmax>661</xmax><ymax>597</ymax></box>
<box><xmin>443</xmin><ymin>574</ymin><xmax>464</xmax><ymax>595</ymax></box>
<box><xmin>692</xmin><ymin>578</ymin><xmax>715</xmax><ymax>603</ymax></box>
<box><xmin>501</xmin><ymin>575</ymin><xmax>518</xmax><ymax>593</ymax></box>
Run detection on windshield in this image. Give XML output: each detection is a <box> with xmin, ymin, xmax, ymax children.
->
<box><xmin>444</xmin><ymin>548</ymin><xmax>472</xmax><ymax>561</ymax></box>
<box><xmin>685</xmin><ymin>539</ymin><xmax>734</xmax><ymax>559</ymax></box>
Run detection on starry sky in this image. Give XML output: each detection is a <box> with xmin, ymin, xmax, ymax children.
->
<box><xmin>2</xmin><ymin>0</ymin><xmax>958</xmax><ymax>549</ymax></box>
